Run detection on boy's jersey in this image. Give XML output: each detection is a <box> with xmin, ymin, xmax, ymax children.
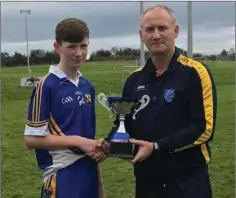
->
<box><xmin>24</xmin><ymin>65</ymin><xmax>96</xmax><ymax>182</ymax></box>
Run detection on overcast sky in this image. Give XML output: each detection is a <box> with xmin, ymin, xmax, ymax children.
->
<box><xmin>1</xmin><ymin>1</ymin><xmax>235</xmax><ymax>56</ymax></box>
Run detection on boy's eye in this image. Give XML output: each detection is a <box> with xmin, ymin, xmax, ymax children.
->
<box><xmin>80</xmin><ymin>44</ymin><xmax>88</xmax><ymax>48</ymax></box>
<box><xmin>68</xmin><ymin>45</ymin><xmax>76</xmax><ymax>49</ymax></box>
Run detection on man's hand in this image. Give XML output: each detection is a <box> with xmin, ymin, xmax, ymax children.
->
<box><xmin>129</xmin><ymin>139</ymin><xmax>153</xmax><ymax>164</ymax></box>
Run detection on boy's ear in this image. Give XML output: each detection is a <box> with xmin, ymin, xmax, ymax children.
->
<box><xmin>54</xmin><ymin>41</ymin><xmax>61</xmax><ymax>54</ymax></box>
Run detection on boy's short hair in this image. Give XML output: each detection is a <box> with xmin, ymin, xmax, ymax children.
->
<box><xmin>55</xmin><ymin>18</ymin><xmax>89</xmax><ymax>44</ymax></box>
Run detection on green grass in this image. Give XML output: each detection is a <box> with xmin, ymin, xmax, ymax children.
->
<box><xmin>2</xmin><ymin>60</ymin><xmax>235</xmax><ymax>198</ymax></box>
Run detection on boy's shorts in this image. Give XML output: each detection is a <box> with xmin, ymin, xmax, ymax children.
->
<box><xmin>40</xmin><ymin>157</ymin><xmax>98</xmax><ymax>198</ymax></box>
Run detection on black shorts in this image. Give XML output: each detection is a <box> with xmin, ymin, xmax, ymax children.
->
<box><xmin>135</xmin><ymin>169</ymin><xmax>212</xmax><ymax>198</ymax></box>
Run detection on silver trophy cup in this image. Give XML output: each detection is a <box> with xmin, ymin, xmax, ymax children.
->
<box><xmin>97</xmin><ymin>93</ymin><xmax>150</xmax><ymax>159</ymax></box>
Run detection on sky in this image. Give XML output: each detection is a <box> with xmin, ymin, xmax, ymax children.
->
<box><xmin>1</xmin><ymin>1</ymin><xmax>235</xmax><ymax>57</ymax></box>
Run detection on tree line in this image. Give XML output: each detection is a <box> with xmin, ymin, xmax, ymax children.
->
<box><xmin>1</xmin><ymin>47</ymin><xmax>235</xmax><ymax>67</ymax></box>
<box><xmin>1</xmin><ymin>50</ymin><xmax>60</xmax><ymax>67</ymax></box>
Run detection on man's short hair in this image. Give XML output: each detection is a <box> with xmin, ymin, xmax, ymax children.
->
<box><xmin>55</xmin><ymin>18</ymin><xmax>89</xmax><ymax>44</ymax></box>
<box><xmin>141</xmin><ymin>5</ymin><xmax>176</xmax><ymax>25</ymax></box>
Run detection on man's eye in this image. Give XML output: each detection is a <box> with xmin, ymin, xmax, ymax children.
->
<box><xmin>159</xmin><ymin>26</ymin><xmax>167</xmax><ymax>31</ymax></box>
<box><xmin>146</xmin><ymin>27</ymin><xmax>154</xmax><ymax>32</ymax></box>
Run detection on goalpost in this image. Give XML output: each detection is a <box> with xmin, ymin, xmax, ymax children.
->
<box><xmin>194</xmin><ymin>56</ymin><xmax>208</xmax><ymax>65</ymax></box>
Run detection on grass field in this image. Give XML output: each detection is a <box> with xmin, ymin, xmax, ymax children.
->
<box><xmin>2</xmin><ymin>60</ymin><xmax>235</xmax><ymax>198</ymax></box>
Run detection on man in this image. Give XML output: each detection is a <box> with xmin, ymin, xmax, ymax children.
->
<box><xmin>108</xmin><ymin>5</ymin><xmax>217</xmax><ymax>198</ymax></box>
<box><xmin>24</xmin><ymin>18</ymin><xmax>107</xmax><ymax>198</ymax></box>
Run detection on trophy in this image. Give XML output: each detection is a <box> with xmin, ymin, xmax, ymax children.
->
<box><xmin>97</xmin><ymin>93</ymin><xmax>150</xmax><ymax>159</ymax></box>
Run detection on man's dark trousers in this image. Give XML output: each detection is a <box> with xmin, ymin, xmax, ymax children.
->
<box><xmin>135</xmin><ymin>168</ymin><xmax>212</xmax><ymax>198</ymax></box>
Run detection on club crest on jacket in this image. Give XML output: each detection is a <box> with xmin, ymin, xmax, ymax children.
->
<box><xmin>164</xmin><ymin>88</ymin><xmax>175</xmax><ymax>102</ymax></box>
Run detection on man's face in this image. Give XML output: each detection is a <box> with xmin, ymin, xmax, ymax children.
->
<box><xmin>54</xmin><ymin>37</ymin><xmax>89</xmax><ymax>68</ymax></box>
<box><xmin>139</xmin><ymin>8</ymin><xmax>179</xmax><ymax>56</ymax></box>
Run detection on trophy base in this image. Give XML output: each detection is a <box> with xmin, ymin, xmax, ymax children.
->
<box><xmin>108</xmin><ymin>141</ymin><xmax>134</xmax><ymax>159</ymax></box>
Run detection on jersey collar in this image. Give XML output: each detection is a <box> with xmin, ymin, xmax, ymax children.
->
<box><xmin>49</xmin><ymin>65</ymin><xmax>83</xmax><ymax>79</ymax></box>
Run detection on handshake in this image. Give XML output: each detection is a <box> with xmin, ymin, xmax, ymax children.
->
<box><xmin>73</xmin><ymin>136</ymin><xmax>155</xmax><ymax>164</ymax></box>
<box><xmin>70</xmin><ymin>137</ymin><xmax>109</xmax><ymax>162</ymax></box>
<box><xmin>86</xmin><ymin>139</ymin><xmax>109</xmax><ymax>162</ymax></box>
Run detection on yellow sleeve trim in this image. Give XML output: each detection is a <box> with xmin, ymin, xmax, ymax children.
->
<box><xmin>32</xmin><ymin>74</ymin><xmax>50</xmax><ymax>122</ymax></box>
<box><xmin>175</xmin><ymin>55</ymin><xmax>214</xmax><ymax>151</ymax></box>
<box><xmin>133</xmin><ymin>67</ymin><xmax>143</xmax><ymax>73</ymax></box>
<box><xmin>48</xmin><ymin>114</ymin><xmax>65</xmax><ymax>136</ymax></box>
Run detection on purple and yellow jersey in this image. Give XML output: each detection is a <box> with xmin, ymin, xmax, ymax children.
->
<box><xmin>24</xmin><ymin>66</ymin><xmax>96</xmax><ymax>182</ymax></box>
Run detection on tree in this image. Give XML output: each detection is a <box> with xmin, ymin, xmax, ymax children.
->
<box><xmin>193</xmin><ymin>53</ymin><xmax>204</xmax><ymax>58</ymax></box>
<box><xmin>220</xmin><ymin>49</ymin><xmax>228</xmax><ymax>56</ymax></box>
<box><xmin>209</xmin><ymin>55</ymin><xmax>216</xmax><ymax>61</ymax></box>
<box><xmin>111</xmin><ymin>47</ymin><xmax>118</xmax><ymax>56</ymax></box>
<box><xmin>10</xmin><ymin>52</ymin><xmax>27</xmax><ymax>66</ymax></box>
<box><xmin>228</xmin><ymin>48</ymin><xmax>235</xmax><ymax>56</ymax></box>
<box><xmin>30</xmin><ymin>49</ymin><xmax>46</xmax><ymax>64</ymax></box>
<box><xmin>1</xmin><ymin>52</ymin><xmax>10</xmax><ymax>66</ymax></box>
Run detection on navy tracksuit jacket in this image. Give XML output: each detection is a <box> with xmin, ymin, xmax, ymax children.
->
<box><xmin>107</xmin><ymin>47</ymin><xmax>217</xmax><ymax>184</ymax></box>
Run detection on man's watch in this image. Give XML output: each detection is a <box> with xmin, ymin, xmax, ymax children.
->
<box><xmin>152</xmin><ymin>142</ymin><xmax>159</xmax><ymax>152</ymax></box>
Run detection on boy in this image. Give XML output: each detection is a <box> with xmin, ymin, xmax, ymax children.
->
<box><xmin>24</xmin><ymin>18</ymin><xmax>107</xmax><ymax>198</ymax></box>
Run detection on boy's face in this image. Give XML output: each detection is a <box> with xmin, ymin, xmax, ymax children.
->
<box><xmin>54</xmin><ymin>37</ymin><xmax>89</xmax><ymax>69</ymax></box>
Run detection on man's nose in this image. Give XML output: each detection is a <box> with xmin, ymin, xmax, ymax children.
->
<box><xmin>153</xmin><ymin>28</ymin><xmax>161</xmax><ymax>40</ymax></box>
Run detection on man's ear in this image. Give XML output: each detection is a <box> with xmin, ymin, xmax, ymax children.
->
<box><xmin>139</xmin><ymin>28</ymin><xmax>144</xmax><ymax>42</ymax></box>
<box><xmin>174</xmin><ymin>24</ymin><xmax>179</xmax><ymax>39</ymax></box>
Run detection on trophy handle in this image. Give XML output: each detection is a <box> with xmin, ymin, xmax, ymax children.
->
<box><xmin>97</xmin><ymin>93</ymin><xmax>112</xmax><ymax>111</ymax></box>
<box><xmin>132</xmin><ymin>95</ymin><xmax>150</xmax><ymax>120</ymax></box>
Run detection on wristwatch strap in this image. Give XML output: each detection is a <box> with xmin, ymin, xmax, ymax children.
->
<box><xmin>153</xmin><ymin>142</ymin><xmax>159</xmax><ymax>152</ymax></box>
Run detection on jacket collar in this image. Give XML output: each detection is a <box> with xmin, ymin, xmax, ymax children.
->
<box><xmin>143</xmin><ymin>46</ymin><xmax>181</xmax><ymax>75</ymax></box>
